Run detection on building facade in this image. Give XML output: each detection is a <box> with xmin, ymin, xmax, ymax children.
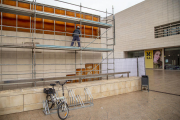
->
<box><xmin>112</xmin><ymin>0</ymin><xmax>180</xmax><ymax>70</ymax></box>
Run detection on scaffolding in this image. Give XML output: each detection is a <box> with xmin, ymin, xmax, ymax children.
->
<box><xmin>0</xmin><ymin>0</ymin><xmax>115</xmax><ymax>89</ymax></box>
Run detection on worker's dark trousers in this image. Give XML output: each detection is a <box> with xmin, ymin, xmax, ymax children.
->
<box><xmin>71</xmin><ymin>36</ymin><xmax>81</xmax><ymax>47</ymax></box>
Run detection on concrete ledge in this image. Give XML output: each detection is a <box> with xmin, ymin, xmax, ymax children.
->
<box><xmin>0</xmin><ymin>106</ymin><xmax>23</xmax><ymax>115</ymax></box>
<box><xmin>0</xmin><ymin>77</ymin><xmax>141</xmax><ymax>115</ymax></box>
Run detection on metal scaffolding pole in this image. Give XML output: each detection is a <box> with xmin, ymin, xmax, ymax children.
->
<box><xmin>30</xmin><ymin>2</ymin><xmax>33</xmax><ymax>80</ymax></box>
<box><xmin>80</xmin><ymin>3</ymin><xmax>82</xmax><ymax>83</ymax></box>
<box><xmin>31</xmin><ymin>0</ymin><xmax>37</xmax><ymax>86</ymax></box>
<box><xmin>75</xmin><ymin>11</ymin><xmax>76</xmax><ymax>78</ymax></box>
<box><xmin>43</xmin><ymin>5</ymin><xmax>45</xmax><ymax>80</ymax></box>
<box><xmin>16</xmin><ymin>0</ymin><xmax>18</xmax><ymax>88</ymax></box>
<box><xmin>54</xmin><ymin>7</ymin><xmax>56</xmax><ymax>78</ymax></box>
<box><xmin>1</xmin><ymin>0</ymin><xmax>2</xmax><ymax>89</ymax></box>
<box><xmin>106</xmin><ymin>9</ymin><xmax>108</xmax><ymax>80</ymax></box>
<box><xmin>112</xmin><ymin>6</ymin><xmax>115</xmax><ymax>78</ymax></box>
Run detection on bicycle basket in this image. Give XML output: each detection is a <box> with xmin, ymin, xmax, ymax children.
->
<box><xmin>43</xmin><ymin>88</ymin><xmax>55</xmax><ymax>94</ymax></box>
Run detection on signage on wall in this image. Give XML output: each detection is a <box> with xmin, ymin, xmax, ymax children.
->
<box><xmin>153</xmin><ymin>50</ymin><xmax>162</xmax><ymax>69</ymax></box>
<box><xmin>144</xmin><ymin>50</ymin><xmax>163</xmax><ymax>69</ymax></box>
<box><xmin>146</xmin><ymin>52</ymin><xmax>152</xmax><ymax>59</ymax></box>
<box><xmin>145</xmin><ymin>50</ymin><xmax>153</xmax><ymax>68</ymax></box>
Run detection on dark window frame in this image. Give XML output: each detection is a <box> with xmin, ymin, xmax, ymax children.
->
<box><xmin>155</xmin><ymin>21</ymin><xmax>180</xmax><ymax>38</ymax></box>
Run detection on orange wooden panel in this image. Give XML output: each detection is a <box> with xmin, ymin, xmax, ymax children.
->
<box><xmin>3</xmin><ymin>26</ymin><xmax>16</xmax><ymax>31</ymax></box>
<box><xmin>44</xmin><ymin>6</ymin><xmax>54</xmax><ymax>13</ymax></box>
<box><xmin>44</xmin><ymin>31</ymin><xmax>54</xmax><ymax>35</ymax></box>
<box><xmin>18</xmin><ymin>28</ymin><xmax>30</xmax><ymax>32</ymax></box>
<box><xmin>35</xmin><ymin>30</ymin><xmax>43</xmax><ymax>34</ymax></box>
<box><xmin>85</xmin><ymin>28</ymin><xmax>92</xmax><ymax>36</ymax></box>
<box><xmin>3</xmin><ymin>18</ymin><xmax>16</xmax><ymax>26</ymax></box>
<box><xmin>44</xmin><ymin>22</ymin><xmax>54</xmax><ymax>31</ymax></box>
<box><xmin>55</xmin><ymin>9</ymin><xmax>65</xmax><ymax>15</ymax></box>
<box><xmin>85</xmin><ymin>25</ymin><xmax>92</xmax><ymax>29</ymax></box>
<box><xmin>18</xmin><ymin>20</ymin><xmax>30</xmax><ymax>28</ymax></box>
<box><xmin>36</xmin><ymin>5</ymin><xmax>43</xmax><ymax>11</ymax></box>
<box><xmin>44</xmin><ymin>19</ymin><xmax>54</xmax><ymax>23</ymax></box>
<box><xmin>66</xmin><ymin>74</ymin><xmax>76</xmax><ymax>83</ymax></box>
<box><xmin>76</xmin><ymin>68</ymin><xmax>85</xmax><ymax>82</ymax></box>
<box><xmin>66</xmin><ymin>26</ymin><xmax>74</xmax><ymax>32</ymax></box>
<box><xmin>31</xmin><ymin>5</ymin><xmax>43</xmax><ymax>11</ymax></box>
<box><xmin>66</xmin><ymin>26</ymin><xmax>74</xmax><ymax>36</ymax></box>
<box><xmin>18</xmin><ymin>15</ymin><xmax>30</xmax><ymax>20</ymax></box>
<box><xmin>85</xmin><ymin>15</ymin><xmax>92</xmax><ymax>20</ymax></box>
<box><xmin>30</xmin><ymin>17</ymin><xmax>42</xmax><ymax>23</ymax></box>
<box><xmin>76</xmin><ymin>13</ymin><xmax>84</xmax><ymax>18</ymax></box>
<box><xmin>93</xmin><ymin>64</ymin><xmax>100</xmax><ymax>80</ymax></box>
<box><xmin>66</xmin><ymin>11</ymin><xmax>75</xmax><ymax>17</ymax></box>
<box><xmin>18</xmin><ymin>2</ymin><xmax>30</xmax><ymax>9</ymax></box>
<box><xmin>55</xmin><ymin>24</ymin><xmax>65</xmax><ymax>32</ymax></box>
<box><xmin>3</xmin><ymin>13</ymin><xmax>16</xmax><ymax>19</ymax></box>
<box><xmin>35</xmin><ymin>21</ymin><xmax>43</xmax><ymax>30</ymax></box>
<box><xmin>85</xmin><ymin>63</ymin><xmax>93</xmax><ymax>81</ymax></box>
<box><xmin>93</xmin><ymin>27</ymin><xmax>98</xmax><ymax>29</ymax></box>
<box><xmin>85</xmin><ymin>28</ymin><xmax>92</xmax><ymax>38</ymax></box>
<box><xmin>66</xmin><ymin>22</ymin><xmax>75</xmax><ymax>27</ymax></box>
<box><xmin>93</xmin><ymin>17</ymin><xmax>99</xmax><ymax>21</ymax></box>
<box><xmin>36</xmin><ymin>18</ymin><xmax>43</xmax><ymax>22</ymax></box>
<box><xmin>3</xmin><ymin>0</ymin><xmax>16</xmax><ymax>6</ymax></box>
<box><xmin>55</xmin><ymin>21</ymin><xmax>65</xmax><ymax>25</ymax></box>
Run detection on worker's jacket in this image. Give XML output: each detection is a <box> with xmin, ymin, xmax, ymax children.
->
<box><xmin>72</xmin><ymin>29</ymin><xmax>81</xmax><ymax>37</ymax></box>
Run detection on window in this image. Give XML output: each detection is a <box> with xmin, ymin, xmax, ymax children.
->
<box><xmin>127</xmin><ymin>51</ymin><xmax>144</xmax><ymax>58</ymax></box>
<box><xmin>164</xmin><ymin>47</ymin><xmax>180</xmax><ymax>70</ymax></box>
<box><xmin>155</xmin><ymin>21</ymin><xmax>180</xmax><ymax>38</ymax></box>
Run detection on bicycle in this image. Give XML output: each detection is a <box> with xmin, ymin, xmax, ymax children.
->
<box><xmin>44</xmin><ymin>80</ymin><xmax>71</xmax><ymax>120</ymax></box>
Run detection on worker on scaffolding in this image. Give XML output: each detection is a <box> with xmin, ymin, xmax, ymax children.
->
<box><xmin>71</xmin><ymin>26</ymin><xmax>81</xmax><ymax>47</ymax></box>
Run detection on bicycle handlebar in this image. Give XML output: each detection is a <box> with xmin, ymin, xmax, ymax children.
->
<box><xmin>56</xmin><ymin>80</ymin><xmax>72</xmax><ymax>85</ymax></box>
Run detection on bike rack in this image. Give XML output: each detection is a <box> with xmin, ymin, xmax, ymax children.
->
<box><xmin>68</xmin><ymin>87</ymin><xmax>94</xmax><ymax>110</ymax></box>
<box><xmin>43</xmin><ymin>100</ymin><xmax>51</xmax><ymax>115</ymax></box>
<box><xmin>43</xmin><ymin>87</ymin><xmax>93</xmax><ymax>115</ymax></box>
<box><xmin>43</xmin><ymin>94</ymin><xmax>67</xmax><ymax>115</ymax></box>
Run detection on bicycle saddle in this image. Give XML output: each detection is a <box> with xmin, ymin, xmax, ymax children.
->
<box><xmin>50</xmin><ymin>84</ymin><xmax>56</xmax><ymax>86</ymax></box>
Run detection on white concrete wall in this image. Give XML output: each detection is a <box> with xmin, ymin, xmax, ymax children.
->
<box><xmin>102</xmin><ymin>0</ymin><xmax>180</xmax><ymax>58</ymax></box>
<box><xmin>0</xmin><ymin>31</ymin><xmax>102</xmax><ymax>83</ymax></box>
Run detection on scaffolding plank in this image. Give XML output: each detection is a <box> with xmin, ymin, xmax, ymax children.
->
<box><xmin>0</xmin><ymin>4</ymin><xmax>112</xmax><ymax>28</ymax></box>
<box><xmin>0</xmin><ymin>43</ymin><xmax>113</xmax><ymax>52</ymax></box>
<box><xmin>36</xmin><ymin>44</ymin><xmax>113</xmax><ymax>52</ymax></box>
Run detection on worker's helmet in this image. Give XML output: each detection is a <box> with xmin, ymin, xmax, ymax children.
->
<box><xmin>77</xmin><ymin>26</ymin><xmax>80</xmax><ymax>29</ymax></box>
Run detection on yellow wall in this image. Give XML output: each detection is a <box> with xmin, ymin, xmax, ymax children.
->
<box><xmin>145</xmin><ymin>50</ymin><xmax>153</xmax><ymax>68</ymax></box>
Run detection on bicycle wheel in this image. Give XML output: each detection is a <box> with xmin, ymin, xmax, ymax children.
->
<box><xmin>57</xmin><ymin>102</ymin><xmax>69</xmax><ymax>120</ymax></box>
<box><xmin>46</xmin><ymin>95</ymin><xmax>54</xmax><ymax>110</ymax></box>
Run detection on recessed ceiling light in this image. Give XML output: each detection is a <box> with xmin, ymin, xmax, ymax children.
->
<box><xmin>169</xmin><ymin>55</ymin><xmax>170</xmax><ymax>56</ymax></box>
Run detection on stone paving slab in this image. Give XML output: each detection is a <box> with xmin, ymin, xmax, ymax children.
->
<box><xmin>0</xmin><ymin>91</ymin><xmax>180</xmax><ymax>120</ymax></box>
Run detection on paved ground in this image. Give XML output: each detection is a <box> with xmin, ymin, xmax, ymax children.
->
<box><xmin>0</xmin><ymin>69</ymin><xmax>180</xmax><ymax>120</ymax></box>
<box><xmin>147</xmin><ymin>69</ymin><xmax>180</xmax><ymax>95</ymax></box>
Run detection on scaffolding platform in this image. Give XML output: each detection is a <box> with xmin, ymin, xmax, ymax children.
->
<box><xmin>36</xmin><ymin>44</ymin><xmax>113</xmax><ymax>52</ymax></box>
<box><xmin>0</xmin><ymin>43</ymin><xmax>113</xmax><ymax>52</ymax></box>
<box><xmin>0</xmin><ymin>4</ymin><xmax>112</xmax><ymax>28</ymax></box>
